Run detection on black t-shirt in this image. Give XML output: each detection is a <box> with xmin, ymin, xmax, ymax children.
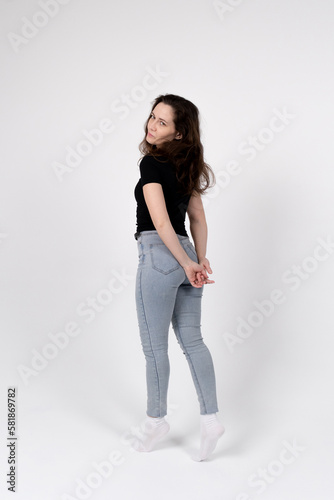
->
<box><xmin>134</xmin><ymin>154</ymin><xmax>191</xmax><ymax>237</ymax></box>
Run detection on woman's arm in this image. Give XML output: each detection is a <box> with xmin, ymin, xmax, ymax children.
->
<box><xmin>142</xmin><ymin>183</ymin><xmax>214</xmax><ymax>287</ymax></box>
<box><xmin>186</xmin><ymin>192</ymin><xmax>208</xmax><ymax>260</ymax></box>
<box><xmin>142</xmin><ymin>183</ymin><xmax>193</xmax><ymax>268</ymax></box>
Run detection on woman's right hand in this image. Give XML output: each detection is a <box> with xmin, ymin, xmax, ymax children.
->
<box><xmin>183</xmin><ymin>258</ymin><xmax>215</xmax><ymax>288</ymax></box>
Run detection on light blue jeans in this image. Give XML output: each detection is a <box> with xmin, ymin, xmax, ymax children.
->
<box><xmin>135</xmin><ymin>230</ymin><xmax>219</xmax><ymax>417</ymax></box>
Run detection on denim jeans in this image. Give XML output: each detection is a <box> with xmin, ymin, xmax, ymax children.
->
<box><xmin>135</xmin><ymin>230</ymin><xmax>219</xmax><ymax>417</ymax></box>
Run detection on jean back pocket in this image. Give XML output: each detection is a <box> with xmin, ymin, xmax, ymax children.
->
<box><xmin>149</xmin><ymin>243</ymin><xmax>181</xmax><ymax>274</ymax></box>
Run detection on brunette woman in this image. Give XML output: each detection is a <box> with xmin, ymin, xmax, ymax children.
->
<box><xmin>133</xmin><ymin>94</ymin><xmax>224</xmax><ymax>461</ymax></box>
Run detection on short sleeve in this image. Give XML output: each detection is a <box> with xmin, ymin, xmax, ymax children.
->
<box><xmin>139</xmin><ymin>156</ymin><xmax>162</xmax><ymax>186</ymax></box>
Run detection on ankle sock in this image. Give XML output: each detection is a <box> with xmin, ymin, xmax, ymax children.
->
<box><xmin>131</xmin><ymin>416</ymin><xmax>170</xmax><ymax>452</ymax></box>
<box><xmin>192</xmin><ymin>413</ymin><xmax>225</xmax><ymax>461</ymax></box>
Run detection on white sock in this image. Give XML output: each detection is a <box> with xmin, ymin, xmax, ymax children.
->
<box><xmin>131</xmin><ymin>416</ymin><xmax>170</xmax><ymax>452</ymax></box>
<box><xmin>192</xmin><ymin>413</ymin><xmax>225</xmax><ymax>461</ymax></box>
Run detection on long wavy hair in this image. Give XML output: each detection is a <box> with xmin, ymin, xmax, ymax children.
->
<box><xmin>138</xmin><ymin>94</ymin><xmax>216</xmax><ymax>196</ymax></box>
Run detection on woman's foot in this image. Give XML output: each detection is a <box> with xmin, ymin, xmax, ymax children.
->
<box><xmin>192</xmin><ymin>413</ymin><xmax>225</xmax><ymax>461</ymax></box>
<box><xmin>131</xmin><ymin>416</ymin><xmax>170</xmax><ymax>452</ymax></box>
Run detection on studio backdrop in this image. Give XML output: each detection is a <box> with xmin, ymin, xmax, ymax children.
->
<box><xmin>1</xmin><ymin>1</ymin><xmax>333</xmax><ymax>499</ymax></box>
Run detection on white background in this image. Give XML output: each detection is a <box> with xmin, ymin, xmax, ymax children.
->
<box><xmin>1</xmin><ymin>0</ymin><xmax>334</xmax><ymax>499</ymax></box>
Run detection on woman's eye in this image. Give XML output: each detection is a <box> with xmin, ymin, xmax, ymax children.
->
<box><xmin>149</xmin><ymin>114</ymin><xmax>165</xmax><ymax>126</ymax></box>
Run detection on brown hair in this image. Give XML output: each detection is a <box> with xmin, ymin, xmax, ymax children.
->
<box><xmin>138</xmin><ymin>94</ymin><xmax>216</xmax><ymax>196</ymax></box>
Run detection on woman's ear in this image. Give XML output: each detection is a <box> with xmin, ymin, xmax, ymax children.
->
<box><xmin>175</xmin><ymin>132</ymin><xmax>182</xmax><ymax>140</ymax></box>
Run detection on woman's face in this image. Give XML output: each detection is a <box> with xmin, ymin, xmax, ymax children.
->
<box><xmin>146</xmin><ymin>102</ymin><xmax>181</xmax><ymax>146</ymax></box>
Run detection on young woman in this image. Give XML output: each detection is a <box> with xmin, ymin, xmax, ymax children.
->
<box><xmin>133</xmin><ymin>94</ymin><xmax>225</xmax><ymax>461</ymax></box>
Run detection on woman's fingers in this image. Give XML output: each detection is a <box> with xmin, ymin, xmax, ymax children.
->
<box><xmin>196</xmin><ymin>271</ymin><xmax>215</xmax><ymax>284</ymax></box>
<box><xmin>186</xmin><ymin>263</ymin><xmax>215</xmax><ymax>288</ymax></box>
<box><xmin>204</xmin><ymin>263</ymin><xmax>213</xmax><ymax>274</ymax></box>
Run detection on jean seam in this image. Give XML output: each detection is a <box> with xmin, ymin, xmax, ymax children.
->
<box><xmin>172</xmin><ymin>310</ymin><xmax>207</xmax><ymax>414</ymax></box>
<box><xmin>185</xmin><ymin>243</ymin><xmax>198</xmax><ymax>262</ymax></box>
<box><xmin>138</xmin><ymin>268</ymin><xmax>161</xmax><ymax>416</ymax></box>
